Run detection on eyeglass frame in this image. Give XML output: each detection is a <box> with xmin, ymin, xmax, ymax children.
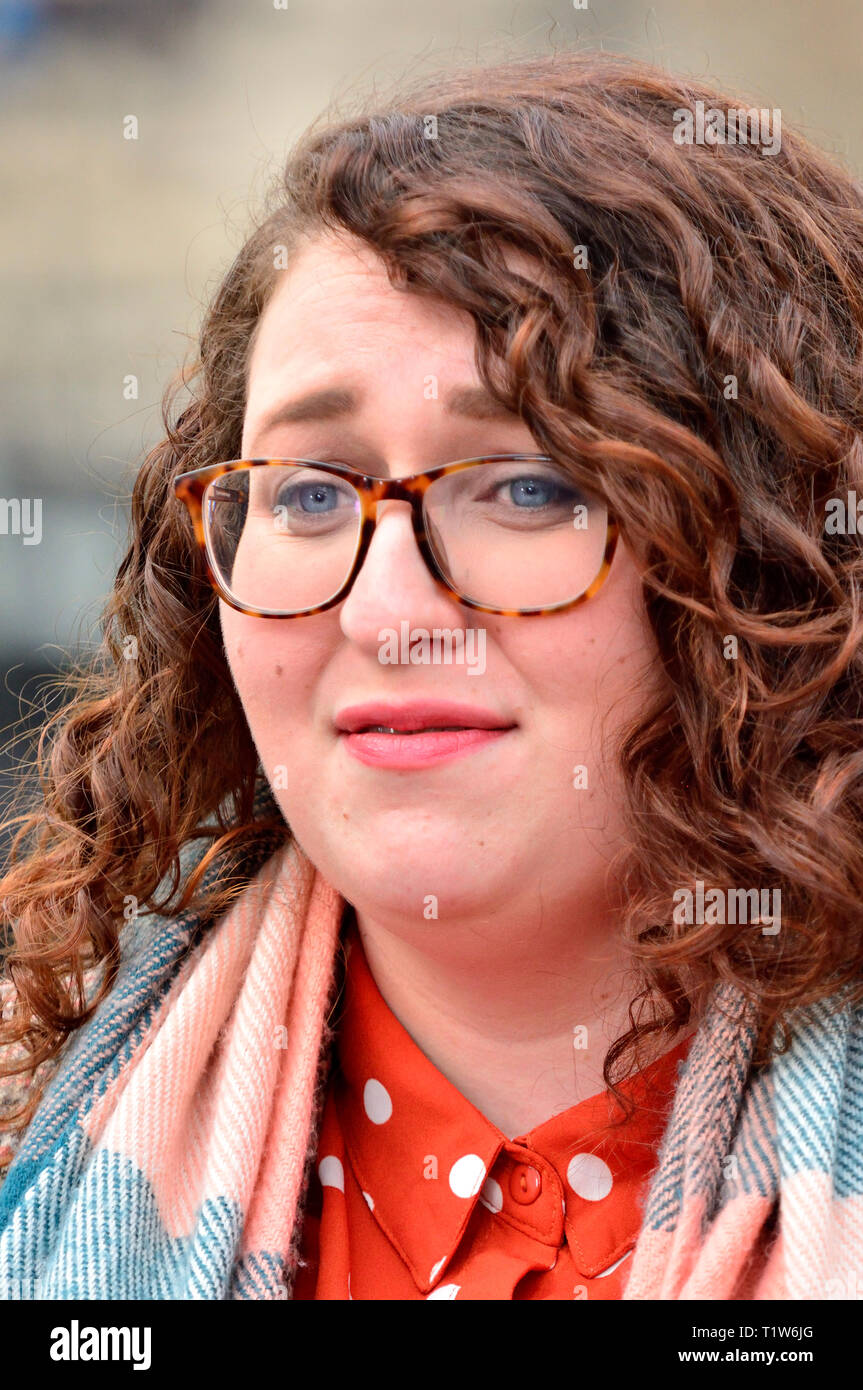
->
<box><xmin>173</xmin><ymin>453</ymin><xmax>620</xmax><ymax>619</ymax></box>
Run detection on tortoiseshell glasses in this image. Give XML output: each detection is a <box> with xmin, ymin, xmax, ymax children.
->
<box><xmin>173</xmin><ymin>455</ymin><xmax>619</xmax><ymax>619</ymax></box>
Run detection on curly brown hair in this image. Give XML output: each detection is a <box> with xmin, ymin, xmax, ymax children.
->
<box><xmin>3</xmin><ymin>49</ymin><xmax>863</xmax><ymax>1138</ymax></box>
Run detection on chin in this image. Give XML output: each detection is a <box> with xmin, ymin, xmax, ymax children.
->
<box><xmin>320</xmin><ymin>848</ymin><xmax>507</xmax><ymax>919</ymax></box>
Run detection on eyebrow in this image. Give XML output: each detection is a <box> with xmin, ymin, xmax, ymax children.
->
<box><xmin>250</xmin><ymin>382</ymin><xmax>519</xmax><ymax>436</ymax></box>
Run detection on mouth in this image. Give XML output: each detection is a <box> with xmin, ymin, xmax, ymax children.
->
<box><xmin>334</xmin><ymin>700</ymin><xmax>517</xmax><ymax>735</ymax></box>
<box><xmin>334</xmin><ymin>701</ymin><xmax>518</xmax><ymax>769</ymax></box>
<box><xmin>355</xmin><ymin>724</ymin><xmax>486</xmax><ymax>734</ymax></box>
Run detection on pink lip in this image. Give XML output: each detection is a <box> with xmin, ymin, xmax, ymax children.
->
<box><xmin>334</xmin><ymin>699</ymin><xmax>517</xmax><ymax>770</ymax></box>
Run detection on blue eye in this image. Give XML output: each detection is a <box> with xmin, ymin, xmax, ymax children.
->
<box><xmin>283</xmin><ymin>482</ymin><xmax>341</xmax><ymax>513</ymax></box>
<box><xmin>506</xmin><ymin>476</ymin><xmax>564</xmax><ymax>507</ymax></box>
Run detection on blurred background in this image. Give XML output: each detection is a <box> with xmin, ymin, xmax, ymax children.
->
<box><xmin>1</xmin><ymin>0</ymin><xmax>861</xmax><ymax>857</ymax></box>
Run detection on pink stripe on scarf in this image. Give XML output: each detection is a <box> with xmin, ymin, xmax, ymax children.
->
<box><xmin>81</xmin><ymin>840</ymin><xmax>342</xmax><ymax>1241</ymax></box>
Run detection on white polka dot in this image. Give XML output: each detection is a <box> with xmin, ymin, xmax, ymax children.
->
<box><xmin>596</xmin><ymin>1250</ymin><xmax>632</xmax><ymax>1278</ymax></box>
<box><xmin>449</xmin><ymin>1153</ymin><xmax>486</xmax><ymax>1198</ymax></box>
<box><xmin>362</xmin><ymin>1190</ymin><xmax>375</xmax><ymax>1211</ymax></box>
<box><xmin>566</xmin><ymin>1153</ymin><xmax>613</xmax><ymax>1201</ymax></box>
<box><xmin>363</xmin><ymin>1078</ymin><xmax>393</xmax><ymax>1124</ymax></box>
<box><xmin>429</xmin><ymin>1256</ymin><xmax>447</xmax><ymax>1285</ymax></box>
<box><xmin>479</xmin><ymin>1175</ymin><xmax>503</xmax><ymax>1213</ymax></box>
<box><xmin>318</xmin><ymin>1155</ymin><xmax>344</xmax><ymax>1191</ymax></box>
<box><xmin>427</xmin><ymin>1283</ymin><xmax>460</xmax><ymax>1299</ymax></box>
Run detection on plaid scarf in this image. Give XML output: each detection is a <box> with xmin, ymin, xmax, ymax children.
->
<box><xmin>1</xmin><ymin>783</ymin><xmax>860</xmax><ymax>1299</ymax></box>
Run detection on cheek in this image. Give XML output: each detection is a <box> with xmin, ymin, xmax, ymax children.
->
<box><xmin>219</xmin><ymin>603</ymin><xmax>328</xmax><ymax>759</ymax></box>
<box><xmin>497</xmin><ymin>569</ymin><xmax>659</xmax><ymax>757</ymax></box>
<box><xmin>500</xmin><ymin>611</ymin><xmax>636</xmax><ymax>714</ymax></box>
<box><xmin>221</xmin><ymin>607</ymin><xmax>293</xmax><ymax>741</ymax></box>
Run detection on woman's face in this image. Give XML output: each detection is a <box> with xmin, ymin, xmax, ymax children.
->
<box><xmin>221</xmin><ymin>230</ymin><xmax>663</xmax><ymax>928</ymax></box>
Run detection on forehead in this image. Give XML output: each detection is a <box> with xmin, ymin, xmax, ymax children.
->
<box><xmin>246</xmin><ymin>230</ymin><xmax>554</xmax><ymax>381</ymax></box>
<box><xmin>246</xmin><ymin>231</ymin><xmax>475</xmax><ymax>381</ymax></box>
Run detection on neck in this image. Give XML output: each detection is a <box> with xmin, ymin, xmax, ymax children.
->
<box><xmin>344</xmin><ymin>897</ymin><xmax>690</xmax><ymax>1139</ymax></box>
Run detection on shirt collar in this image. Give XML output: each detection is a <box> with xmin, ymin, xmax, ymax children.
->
<box><xmin>333</xmin><ymin>911</ymin><xmax>692</xmax><ymax>1293</ymax></box>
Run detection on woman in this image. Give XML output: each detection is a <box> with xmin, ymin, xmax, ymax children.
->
<box><xmin>1</xmin><ymin>50</ymin><xmax>862</xmax><ymax>1301</ymax></box>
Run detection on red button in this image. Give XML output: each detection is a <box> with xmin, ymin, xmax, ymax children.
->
<box><xmin>509</xmin><ymin>1162</ymin><xmax>542</xmax><ymax>1204</ymax></box>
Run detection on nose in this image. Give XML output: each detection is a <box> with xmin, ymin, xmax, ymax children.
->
<box><xmin>338</xmin><ymin>498</ymin><xmax>467</xmax><ymax>649</ymax></box>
